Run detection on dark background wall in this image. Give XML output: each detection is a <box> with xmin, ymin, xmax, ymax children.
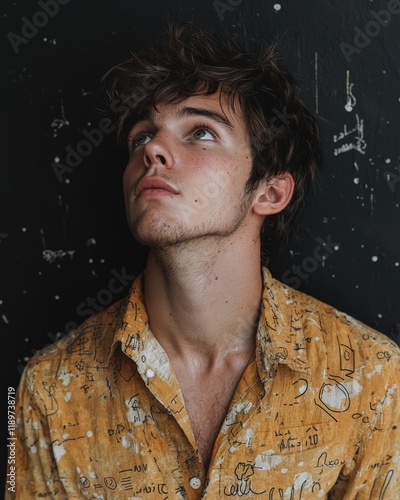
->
<box><xmin>2</xmin><ymin>0</ymin><xmax>400</xmax><ymax>482</ymax></box>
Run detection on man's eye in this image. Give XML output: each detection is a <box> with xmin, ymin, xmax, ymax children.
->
<box><xmin>192</xmin><ymin>128</ymin><xmax>215</xmax><ymax>141</ymax></box>
<box><xmin>130</xmin><ymin>133</ymin><xmax>152</xmax><ymax>148</ymax></box>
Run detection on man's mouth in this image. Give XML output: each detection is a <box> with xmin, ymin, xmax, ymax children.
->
<box><xmin>135</xmin><ymin>176</ymin><xmax>179</xmax><ymax>198</ymax></box>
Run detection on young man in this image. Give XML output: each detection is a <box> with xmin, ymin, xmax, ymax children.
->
<box><xmin>7</xmin><ymin>23</ymin><xmax>400</xmax><ymax>499</ymax></box>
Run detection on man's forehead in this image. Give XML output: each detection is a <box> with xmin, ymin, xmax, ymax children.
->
<box><xmin>142</xmin><ymin>92</ymin><xmax>243</xmax><ymax>128</ymax></box>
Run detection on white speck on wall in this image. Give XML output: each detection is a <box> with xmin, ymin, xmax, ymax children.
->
<box><xmin>22</xmin><ymin>227</ymin><xmax>27</xmax><ymax>232</ymax></box>
<box><xmin>334</xmin><ymin>245</ymin><xmax>339</xmax><ymax>251</ymax></box>
<box><xmin>385</xmin><ymin>158</ymin><xmax>391</xmax><ymax>164</ymax></box>
<box><xmin>273</xmin><ymin>4</ymin><xmax>281</xmax><ymax>11</ymax></box>
<box><xmin>372</xmin><ymin>255</ymin><xmax>378</xmax><ymax>262</ymax></box>
<box><xmin>64</xmin><ymin>392</ymin><xmax>71</xmax><ymax>402</ymax></box>
<box><xmin>87</xmin><ymin>238</ymin><xmax>96</xmax><ymax>246</ymax></box>
<box><xmin>55</xmin><ymin>295</ymin><xmax>60</xmax><ymax>300</ymax></box>
<box><xmin>87</xmin><ymin>431</ymin><xmax>93</xmax><ymax>437</ymax></box>
<box><xmin>377</xmin><ymin>313</ymin><xmax>383</xmax><ymax>318</ymax></box>
<box><xmin>53</xmin><ymin>443</ymin><xmax>66</xmax><ymax>462</ymax></box>
<box><xmin>395</xmin><ymin>262</ymin><xmax>399</xmax><ymax>267</ymax></box>
<box><xmin>54</xmin><ymin>156</ymin><xmax>60</xmax><ymax>163</ymax></box>
<box><xmin>30</xmin><ymin>445</ymin><xmax>38</xmax><ymax>454</ymax></box>
<box><xmin>281</xmin><ymin>468</ymin><xmax>288</xmax><ymax>473</ymax></box>
<box><xmin>298</xmin><ymin>461</ymin><xmax>304</xmax><ymax>467</ymax></box>
<box><xmin>353</xmin><ymin>177</ymin><xmax>359</xmax><ymax>184</ymax></box>
<box><xmin>2</xmin><ymin>314</ymin><xmax>9</xmax><ymax>325</ymax></box>
<box><xmin>63</xmin><ymin>433</ymin><xmax>69</xmax><ymax>440</ymax></box>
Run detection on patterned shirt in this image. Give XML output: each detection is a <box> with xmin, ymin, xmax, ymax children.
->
<box><xmin>6</xmin><ymin>267</ymin><xmax>400</xmax><ymax>499</ymax></box>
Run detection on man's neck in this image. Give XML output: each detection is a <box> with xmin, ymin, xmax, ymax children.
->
<box><xmin>143</xmin><ymin>235</ymin><xmax>263</xmax><ymax>367</ymax></box>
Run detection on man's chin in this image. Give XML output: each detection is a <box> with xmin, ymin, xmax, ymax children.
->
<box><xmin>129</xmin><ymin>220</ymin><xmax>189</xmax><ymax>248</ymax></box>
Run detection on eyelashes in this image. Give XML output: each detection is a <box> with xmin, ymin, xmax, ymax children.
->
<box><xmin>127</xmin><ymin>123</ymin><xmax>218</xmax><ymax>151</ymax></box>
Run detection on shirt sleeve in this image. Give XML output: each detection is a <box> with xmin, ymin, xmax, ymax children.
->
<box><xmin>329</xmin><ymin>361</ymin><xmax>400</xmax><ymax>499</ymax></box>
<box><xmin>5</xmin><ymin>362</ymin><xmax>68</xmax><ymax>500</ymax></box>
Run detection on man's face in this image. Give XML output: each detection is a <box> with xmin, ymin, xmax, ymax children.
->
<box><xmin>123</xmin><ymin>91</ymin><xmax>256</xmax><ymax>248</ymax></box>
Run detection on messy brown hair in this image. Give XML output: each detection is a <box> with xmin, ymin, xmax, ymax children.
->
<box><xmin>101</xmin><ymin>22</ymin><xmax>323</xmax><ymax>262</ymax></box>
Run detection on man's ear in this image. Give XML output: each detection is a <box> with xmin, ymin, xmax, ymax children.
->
<box><xmin>252</xmin><ymin>173</ymin><xmax>295</xmax><ymax>216</ymax></box>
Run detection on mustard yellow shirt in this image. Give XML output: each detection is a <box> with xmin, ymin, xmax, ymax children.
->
<box><xmin>6</xmin><ymin>267</ymin><xmax>400</xmax><ymax>499</ymax></box>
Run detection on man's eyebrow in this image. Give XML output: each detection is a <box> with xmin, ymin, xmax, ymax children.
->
<box><xmin>178</xmin><ymin>107</ymin><xmax>234</xmax><ymax>131</ymax></box>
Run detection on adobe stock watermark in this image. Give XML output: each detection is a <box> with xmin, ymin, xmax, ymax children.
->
<box><xmin>340</xmin><ymin>0</ymin><xmax>400</xmax><ymax>63</ymax></box>
<box><xmin>7</xmin><ymin>0</ymin><xmax>71</xmax><ymax>55</ymax></box>
<box><xmin>213</xmin><ymin>0</ymin><xmax>243</xmax><ymax>21</ymax></box>
<box><xmin>281</xmin><ymin>235</ymin><xmax>340</xmax><ymax>289</ymax></box>
<box><xmin>17</xmin><ymin>266</ymin><xmax>135</xmax><ymax>375</ymax></box>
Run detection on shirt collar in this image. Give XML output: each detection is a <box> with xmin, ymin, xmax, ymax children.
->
<box><xmin>109</xmin><ymin>266</ymin><xmax>311</xmax><ymax>380</ymax></box>
<box><xmin>257</xmin><ymin>266</ymin><xmax>311</xmax><ymax>378</ymax></box>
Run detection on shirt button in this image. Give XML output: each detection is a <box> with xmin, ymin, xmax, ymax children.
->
<box><xmin>146</xmin><ymin>369</ymin><xmax>155</xmax><ymax>378</ymax></box>
<box><xmin>189</xmin><ymin>477</ymin><xmax>201</xmax><ymax>489</ymax></box>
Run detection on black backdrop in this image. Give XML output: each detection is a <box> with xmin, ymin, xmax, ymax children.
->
<box><xmin>2</xmin><ymin>0</ymin><xmax>400</xmax><ymax>482</ymax></box>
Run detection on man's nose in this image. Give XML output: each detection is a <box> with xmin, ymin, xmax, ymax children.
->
<box><xmin>143</xmin><ymin>134</ymin><xmax>173</xmax><ymax>169</ymax></box>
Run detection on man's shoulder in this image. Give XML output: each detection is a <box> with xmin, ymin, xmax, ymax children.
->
<box><xmin>266</xmin><ymin>269</ymin><xmax>400</xmax><ymax>367</ymax></box>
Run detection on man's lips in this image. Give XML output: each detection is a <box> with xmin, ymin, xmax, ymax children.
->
<box><xmin>135</xmin><ymin>176</ymin><xmax>179</xmax><ymax>198</ymax></box>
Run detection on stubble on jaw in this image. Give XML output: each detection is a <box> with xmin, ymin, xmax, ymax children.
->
<box><xmin>129</xmin><ymin>186</ymin><xmax>255</xmax><ymax>252</ymax></box>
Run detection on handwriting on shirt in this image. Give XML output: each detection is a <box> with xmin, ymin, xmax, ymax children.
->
<box><xmin>274</xmin><ymin>426</ymin><xmax>320</xmax><ymax>453</ymax></box>
<box><xmin>315</xmin><ymin>452</ymin><xmax>344</xmax><ymax>469</ymax></box>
